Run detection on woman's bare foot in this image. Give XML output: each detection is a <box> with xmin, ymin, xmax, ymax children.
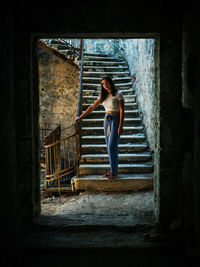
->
<box><xmin>107</xmin><ymin>173</ymin><xmax>118</xmax><ymax>180</ymax></box>
<box><xmin>102</xmin><ymin>172</ymin><xmax>111</xmax><ymax>178</ymax></box>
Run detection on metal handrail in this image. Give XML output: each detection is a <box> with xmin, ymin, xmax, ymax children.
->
<box><xmin>44</xmin><ymin>132</ymin><xmax>77</xmax><ymax>148</ymax></box>
<box><xmin>55</xmin><ymin>38</ymin><xmax>81</xmax><ymax>58</ymax></box>
<box><xmin>75</xmin><ymin>39</ymin><xmax>84</xmax><ymax>177</ymax></box>
<box><xmin>62</xmin><ymin>122</ymin><xmax>79</xmax><ymax>133</ymax></box>
<box><xmin>77</xmin><ymin>39</ymin><xmax>84</xmax><ymax>117</ymax></box>
<box><xmin>40</xmin><ymin>123</ymin><xmax>60</xmax><ymax>161</ymax></box>
<box><xmin>44</xmin><ymin>123</ymin><xmax>81</xmax><ymax>194</ymax></box>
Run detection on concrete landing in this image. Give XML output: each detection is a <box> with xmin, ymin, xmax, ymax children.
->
<box><xmin>71</xmin><ymin>173</ymin><xmax>153</xmax><ymax>192</ymax></box>
<box><xmin>21</xmin><ymin>192</ymin><xmax>194</xmax><ymax>267</ymax></box>
<box><xmin>39</xmin><ymin>191</ymin><xmax>154</xmax><ymax>228</ymax></box>
<box><xmin>24</xmin><ymin>192</ymin><xmax>155</xmax><ymax>249</ymax></box>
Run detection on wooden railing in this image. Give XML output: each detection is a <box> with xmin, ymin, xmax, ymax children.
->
<box><xmin>44</xmin><ymin>123</ymin><xmax>81</xmax><ymax>194</ymax></box>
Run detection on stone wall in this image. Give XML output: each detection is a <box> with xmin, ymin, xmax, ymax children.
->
<box><xmin>38</xmin><ymin>47</ymin><xmax>80</xmax><ymax>132</ymax></box>
<box><xmin>119</xmin><ymin>39</ymin><xmax>155</xmax><ymax>151</ymax></box>
<box><xmin>84</xmin><ymin>39</ymin><xmax>119</xmax><ymax>55</ymax></box>
<box><xmin>182</xmin><ymin>16</ymin><xmax>200</xmax><ymax>241</ymax></box>
<box><xmin>159</xmin><ymin>35</ymin><xmax>183</xmax><ymax>228</ymax></box>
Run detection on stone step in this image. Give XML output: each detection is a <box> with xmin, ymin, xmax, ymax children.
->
<box><xmin>82</xmin><ymin>126</ymin><xmax>144</xmax><ymax>135</ymax></box>
<box><xmin>74</xmin><ymin>52</ymin><xmax>153</xmax><ymax>193</ymax></box>
<box><xmin>82</xmin><ymin>88</ymin><xmax>135</xmax><ymax>96</ymax></box>
<box><xmin>80</xmin><ymin>152</ymin><xmax>152</xmax><ymax>164</ymax></box>
<box><xmin>82</xmin><ymin>134</ymin><xmax>145</xmax><ymax>144</ymax></box>
<box><xmin>82</xmin><ymin>76</ymin><xmax>132</xmax><ymax>83</ymax></box>
<box><xmin>83</xmin><ymin>66</ymin><xmax>129</xmax><ymax>71</ymax></box>
<box><xmin>83</xmin><ymin>82</ymin><xmax>133</xmax><ymax>89</ymax></box>
<box><xmin>82</xmin><ymin>60</ymin><xmax>127</xmax><ymax>66</ymax></box>
<box><xmin>84</xmin><ymin>52</ymin><xmax>108</xmax><ymax>57</ymax></box>
<box><xmin>47</xmin><ymin>40</ymin><xmax>62</xmax><ymax>44</ymax></box>
<box><xmin>82</xmin><ymin>118</ymin><xmax>142</xmax><ymax>127</ymax></box>
<box><xmin>83</xmin><ymin>71</ymin><xmax>130</xmax><ymax>77</ymax></box>
<box><xmin>71</xmin><ymin>173</ymin><xmax>153</xmax><ymax>192</ymax></box>
<box><xmin>50</xmin><ymin>44</ymin><xmax>69</xmax><ymax>49</ymax></box>
<box><xmin>78</xmin><ymin>162</ymin><xmax>154</xmax><ymax>175</ymax></box>
<box><xmin>82</xmin><ymin>95</ymin><xmax>136</xmax><ymax>104</ymax></box>
<box><xmin>81</xmin><ymin>143</ymin><xmax>148</xmax><ymax>154</ymax></box>
<box><xmin>82</xmin><ymin>102</ymin><xmax>138</xmax><ymax>111</ymax></box>
<box><xmin>85</xmin><ymin>110</ymin><xmax>140</xmax><ymax>119</ymax></box>
<box><xmin>84</xmin><ymin>56</ymin><xmax>124</xmax><ymax>62</ymax></box>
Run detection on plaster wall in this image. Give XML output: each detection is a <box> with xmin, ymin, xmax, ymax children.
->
<box><xmin>119</xmin><ymin>39</ymin><xmax>155</xmax><ymax>151</ymax></box>
<box><xmin>38</xmin><ymin>48</ymin><xmax>80</xmax><ymax>131</ymax></box>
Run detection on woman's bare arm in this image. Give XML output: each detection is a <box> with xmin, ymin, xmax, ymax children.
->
<box><xmin>118</xmin><ymin>100</ymin><xmax>124</xmax><ymax>135</ymax></box>
<box><xmin>75</xmin><ymin>98</ymin><xmax>101</xmax><ymax>121</ymax></box>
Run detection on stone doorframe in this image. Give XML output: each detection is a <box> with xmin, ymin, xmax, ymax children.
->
<box><xmin>32</xmin><ymin>32</ymin><xmax>182</xmax><ymax>231</ymax></box>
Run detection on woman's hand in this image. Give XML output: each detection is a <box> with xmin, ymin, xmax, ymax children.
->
<box><xmin>118</xmin><ymin>126</ymin><xmax>123</xmax><ymax>136</ymax></box>
<box><xmin>75</xmin><ymin>117</ymin><xmax>81</xmax><ymax>123</ymax></box>
<box><xmin>74</xmin><ymin>98</ymin><xmax>101</xmax><ymax>124</ymax></box>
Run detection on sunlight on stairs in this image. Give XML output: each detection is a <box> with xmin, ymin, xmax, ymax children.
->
<box><xmin>72</xmin><ymin>52</ymin><xmax>154</xmax><ymax>192</ymax></box>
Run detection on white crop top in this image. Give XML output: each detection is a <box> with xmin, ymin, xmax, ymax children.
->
<box><xmin>100</xmin><ymin>91</ymin><xmax>124</xmax><ymax>112</ymax></box>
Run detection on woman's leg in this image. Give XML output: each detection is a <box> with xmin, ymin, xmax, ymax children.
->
<box><xmin>103</xmin><ymin>117</ymin><xmax>110</xmax><ymax>176</ymax></box>
<box><xmin>104</xmin><ymin>114</ymin><xmax>120</xmax><ymax>175</ymax></box>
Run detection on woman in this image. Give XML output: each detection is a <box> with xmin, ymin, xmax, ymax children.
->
<box><xmin>75</xmin><ymin>76</ymin><xmax>124</xmax><ymax>180</ymax></box>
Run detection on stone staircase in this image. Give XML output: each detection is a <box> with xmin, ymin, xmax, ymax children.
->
<box><xmin>72</xmin><ymin>52</ymin><xmax>154</xmax><ymax>192</ymax></box>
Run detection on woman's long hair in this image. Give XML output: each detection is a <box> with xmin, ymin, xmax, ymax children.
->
<box><xmin>99</xmin><ymin>76</ymin><xmax>118</xmax><ymax>103</ymax></box>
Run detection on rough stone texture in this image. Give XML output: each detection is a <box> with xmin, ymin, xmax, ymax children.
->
<box><xmin>119</xmin><ymin>39</ymin><xmax>155</xmax><ymax>151</ymax></box>
<box><xmin>84</xmin><ymin>39</ymin><xmax>119</xmax><ymax>55</ymax></box>
<box><xmin>72</xmin><ymin>174</ymin><xmax>153</xmax><ymax>192</ymax></box>
<box><xmin>159</xmin><ymin>36</ymin><xmax>183</xmax><ymax>228</ymax></box>
<box><xmin>22</xmin><ymin>192</ymin><xmax>158</xmax><ymax>250</ymax></box>
<box><xmin>40</xmin><ymin>192</ymin><xmax>154</xmax><ymax>227</ymax></box>
<box><xmin>38</xmin><ymin>47</ymin><xmax>79</xmax><ymax>130</ymax></box>
<box><xmin>152</xmin><ymin>39</ymin><xmax>160</xmax><ymax>224</ymax></box>
<box><xmin>182</xmin><ymin>16</ymin><xmax>200</xmax><ymax>242</ymax></box>
<box><xmin>22</xmin><ymin>193</ymin><xmax>194</xmax><ymax>267</ymax></box>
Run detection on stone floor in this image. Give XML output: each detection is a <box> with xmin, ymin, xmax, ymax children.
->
<box><xmin>20</xmin><ymin>191</ymin><xmax>198</xmax><ymax>266</ymax></box>
<box><xmin>24</xmin><ymin>192</ymin><xmax>155</xmax><ymax>248</ymax></box>
<box><xmin>40</xmin><ymin>191</ymin><xmax>155</xmax><ymax>227</ymax></box>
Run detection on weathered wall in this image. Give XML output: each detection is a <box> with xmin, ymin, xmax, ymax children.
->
<box><xmin>159</xmin><ymin>34</ymin><xmax>183</xmax><ymax>229</ymax></box>
<box><xmin>119</xmin><ymin>39</ymin><xmax>155</xmax><ymax>151</ymax></box>
<box><xmin>38</xmin><ymin>47</ymin><xmax>80</xmax><ymax>131</ymax></box>
<box><xmin>0</xmin><ymin>8</ymin><xmax>19</xmax><ymax>252</ymax></box>
<box><xmin>84</xmin><ymin>39</ymin><xmax>119</xmax><ymax>55</ymax></box>
<box><xmin>182</xmin><ymin>15</ymin><xmax>200</xmax><ymax>241</ymax></box>
<box><xmin>152</xmin><ymin>39</ymin><xmax>160</xmax><ymax>226</ymax></box>
<box><xmin>0</xmin><ymin>9</ymin><xmax>41</xmax><ymax>257</ymax></box>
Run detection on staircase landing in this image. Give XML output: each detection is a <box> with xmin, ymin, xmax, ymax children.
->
<box><xmin>71</xmin><ymin>173</ymin><xmax>153</xmax><ymax>193</ymax></box>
